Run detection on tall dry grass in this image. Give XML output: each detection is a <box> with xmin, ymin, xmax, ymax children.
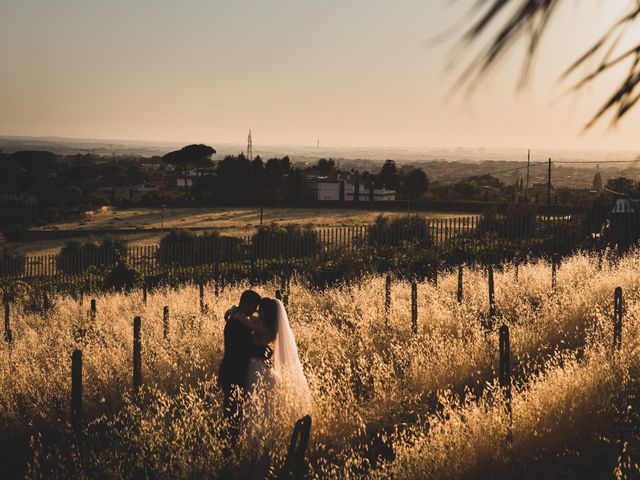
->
<box><xmin>1</xmin><ymin>250</ymin><xmax>640</xmax><ymax>478</ymax></box>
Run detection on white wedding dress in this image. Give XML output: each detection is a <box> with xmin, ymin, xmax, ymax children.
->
<box><xmin>245</xmin><ymin>300</ymin><xmax>312</xmax><ymax>428</ymax></box>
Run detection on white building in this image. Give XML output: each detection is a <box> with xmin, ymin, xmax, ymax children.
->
<box><xmin>317</xmin><ymin>181</ymin><xmax>395</xmax><ymax>202</ymax></box>
<box><xmin>317</xmin><ymin>181</ymin><xmax>354</xmax><ymax>201</ymax></box>
<box><xmin>612</xmin><ymin>198</ymin><xmax>640</xmax><ymax>214</ymax></box>
<box><xmin>176</xmin><ymin>168</ymin><xmax>215</xmax><ymax>188</ymax></box>
<box><xmin>0</xmin><ymin>191</ymin><xmax>39</xmax><ymax>206</ymax></box>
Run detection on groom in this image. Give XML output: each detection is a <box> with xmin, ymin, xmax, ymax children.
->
<box><xmin>218</xmin><ymin>289</ymin><xmax>262</xmax><ymax>442</ymax></box>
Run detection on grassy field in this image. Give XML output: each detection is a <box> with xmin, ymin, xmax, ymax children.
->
<box><xmin>11</xmin><ymin>207</ymin><xmax>467</xmax><ymax>255</ymax></box>
<box><xmin>3</xmin><ymin>251</ymin><xmax>640</xmax><ymax>478</ymax></box>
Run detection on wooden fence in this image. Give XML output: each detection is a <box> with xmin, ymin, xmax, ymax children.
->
<box><xmin>0</xmin><ymin>209</ymin><xmax>631</xmax><ymax>282</ymax></box>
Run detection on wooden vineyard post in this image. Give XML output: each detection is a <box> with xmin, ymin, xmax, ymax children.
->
<box><xmin>4</xmin><ymin>301</ymin><xmax>12</xmax><ymax>344</ymax></box>
<box><xmin>432</xmin><ymin>264</ymin><xmax>438</xmax><ymax>287</ymax></box>
<box><xmin>143</xmin><ymin>283</ymin><xmax>148</xmax><ymax>306</ymax></box>
<box><xmin>457</xmin><ymin>265</ymin><xmax>463</xmax><ymax>303</ymax></box>
<box><xmin>514</xmin><ymin>256</ymin><xmax>519</xmax><ymax>283</ymax></box>
<box><xmin>280</xmin><ymin>415</ymin><xmax>312</xmax><ymax>480</ymax></box>
<box><xmin>614</xmin><ymin>287</ymin><xmax>623</xmax><ymax>351</ymax></box>
<box><xmin>551</xmin><ymin>254</ymin><xmax>558</xmax><ymax>292</ymax></box>
<box><xmin>90</xmin><ymin>299</ymin><xmax>96</xmax><ymax>322</ymax></box>
<box><xmin>384</xmin><ymin>274</ymin><xmax>391</xmax><ymax>325</ymax></box>
<box><xmin>79</xmin><ymin>289</ymin><xmax>84</xmax><ymax>307</ymax></box>
<box><xmin>411</xmin><ymin>281</ymin><xmax>418</xmax><ymax>335</ymax></box>
<box><xmin>199</xmin><ymin>283</ymin><xmax>206</xmax><ymax>314</ymax></box>
<box><xmin>43</xmin><ymin>291</ymin><xmax>50</xmax><ymax>312</ymax></box>
<box><xmin>71</xmin><ymin>349</ymin><xmax>83</xmax><ymax>429</ymax></box>
<box><xmin>499</xmin><ymin>325</ymin><xmax>512</xmax><ymax>440</ymax></box>
<box><xmin>163</xmin><ymin>306</ymin><xmax>170</xmax><ymax>341</ymax></box>
<box><xmin>488</xmin><ymin>266</ymin><xmax>496</xmax><ymax>329</ymax></box>
<box><xmin>133</xmin><ymin>316</ymin><xmax>142</xmax><ymax>396</ymax></box>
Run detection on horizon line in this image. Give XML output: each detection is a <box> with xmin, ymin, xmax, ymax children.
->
<box><xmin>0</xmin><ymin>133</ymin><xmax>639</xmax><ymax>156</ymax></box>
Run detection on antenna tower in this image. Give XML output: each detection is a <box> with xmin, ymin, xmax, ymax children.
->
<box><xmin>247</xmin><ymin>130</ymin><xmax>253</xmax><ymax>161</ymax></box>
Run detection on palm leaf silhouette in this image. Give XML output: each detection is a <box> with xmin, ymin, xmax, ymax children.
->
<box><xmin>456</xmin><ymin>0</ymin><xmax>640</xmax><ymax>128</ymax></box>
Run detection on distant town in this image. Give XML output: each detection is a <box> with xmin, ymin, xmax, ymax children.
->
<box><xmin>1</xmin><ymin>135</ymin><xmax>639</xmax><ymax>236</ymax></box>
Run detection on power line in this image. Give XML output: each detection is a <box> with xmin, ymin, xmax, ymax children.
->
<box><xmin>553</xmin><ymin>160</ymin><xmax>640</xmax><ymax>164</ymax></box>
<box><xmin>430</xmin><ymin>161</ymin><xmax>547</xmax><ymax>186</ymax></box>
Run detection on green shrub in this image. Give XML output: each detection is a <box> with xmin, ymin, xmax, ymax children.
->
<box><xmin>0</xmin><ymin>280</ymin><xmax>32</xmax><ymax>303</ymax></box>
<box><xmin>304</xmin><ymin>248</ymin><xmax>373</xmax><ymax>288</ymax></box>
<box><xmin>250</xmin><ymin>223</ymin><xmax>320</xmax><ymax>260</ymax></box>
<box><xmin>476</xmin><ymin>206</ymin><xmax>537</xmax><ymax>240</ymax></box>
<box><xmin>157</xmin><ymin>229</ymin><xmax>244</xmax><ymax>266</ymax></box>
<box><xmin>384</xmin><ymin>241</ymin><xmax>440</xmax><ymax>280</ymax></box>
<box><xmin>104</xmin><ymin>257</ymin><xmax>141</xmax><ymax>292</ymax></box>
<box><xmin>368</xmin><ymin>215</ymin><xmax>433</xmax><ymax>247</ymax></box>
<box><xmin>0</xmin><ymin>247</ymin><xmax>26</xmax><ymax>276</ymax></box>
<box><xmin>442</xmin><ymin>234</ymin><xmax>528</xmax><ymax>266</ymax></box>
<box><xmin>57</xmin><ymin>236</ymin><xmax>127</xmax><ymax>274</ymax></box>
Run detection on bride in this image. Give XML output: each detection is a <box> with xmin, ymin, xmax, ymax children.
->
<box><xmin>232</xmin><ymin>297</ymin><xmax>312</xmax><ymax>426</ymax></box>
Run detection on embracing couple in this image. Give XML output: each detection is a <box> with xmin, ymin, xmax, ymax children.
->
<box><xmin>217</xmin><ymin>290</ymin><xmax>311</xmax><ymax>442</ymax></box>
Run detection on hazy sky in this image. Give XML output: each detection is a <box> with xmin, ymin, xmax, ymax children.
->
<box><xmin>1</xmin><ymin>0</ymin><xmax>639</xmax><ymax>151</ymax></box>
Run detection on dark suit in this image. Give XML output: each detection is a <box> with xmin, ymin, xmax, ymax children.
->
<box><xmin>218</xmin><ymin>307</ymin><xmax>267</xmax><ymax>443</ymax></box>
<box><xmin>218</xmin><ymin>308</ymin><xmax>265</xmax><ymax>391</ymax></box>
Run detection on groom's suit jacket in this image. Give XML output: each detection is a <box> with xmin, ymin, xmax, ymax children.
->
<box><xmin>218</xmin><ymin>307</ymin><xmax>267</xmax><ymax>391</ymax></box>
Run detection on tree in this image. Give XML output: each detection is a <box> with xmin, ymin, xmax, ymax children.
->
<box><xmin>606</xmin><ymin>176</ymin><xmax>636</xmax><ymax>195</ymax></box>
<box><xmin>215</xmin><ymin>154</ymin><xmax>251</xmax><ymax>201</ymax></box>
<box><xmin>377</xmin><ymin>160</ymin><xmax>399</xmax><ymax>190</ymax></box>
<box><xmin>317</xmin><ymin>158</ymin><xmax>336</xmax><ymax>176</ymax></box>
<box><xmin>592</xmin><ymin>171</ymin><xmax>603</xmax><ymax>192</ymax></box>
<box><xmin>281</xmin><ymin>156</ymin><xmax>291</xmax><ymax>174</ymax></box>
<box><xmin>251</xmin><ymin>156</ymin><xmax>265</xmax><ymax>197</ymax></box>
<box><xmin>162</xmin><ymin>144</ymin><xmax>216</xmax><ymax>199</ymax></box>
<box><xmin>403</xmin><ymin>168</ymin><xmax>429</xmax><ymax>203</ymax></box>
<box><xmin>286</xmin><ymin>168</ymin><xmax>304</xmax><ymax>204</ymax></box>
<box><xmin>454</xmin><ymin>1</ymin><xmax>640</xmax><ymax>128</ymax></box>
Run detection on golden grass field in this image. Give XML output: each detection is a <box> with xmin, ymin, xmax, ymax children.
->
<box><xmin>3</xmin><ymin>251</ymin><xmax>640</xmax><ymax>478</ymax></box>
<box><xmin>13</xmin><ymin>207</ymin><xmax>467</xmax><ymax>255</ymax></box>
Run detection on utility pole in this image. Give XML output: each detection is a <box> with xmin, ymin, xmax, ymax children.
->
<box><xmin>526</xmin><ymin>149</ymin><xmax>530</xmax><ymax>193</ymax></box>
<box><xmin>160</xmin><ymin>204</ymin><xmax>167</xmax><ymax>238</ymax></box>
<box><xmin>547</xmin><ymin>158</ymin><xmax>552</xmax><ymax>206</ymax></box>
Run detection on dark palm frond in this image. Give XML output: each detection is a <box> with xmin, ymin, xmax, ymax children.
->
<box><xmin>455</xmin><ymin>0</ymin><xmax>640</xmax><ymax>128</ymax></box>
<box><xmin>455</xmin><ymin>0</ymin><xmax>560</xmax><ymax>91</ymax></box>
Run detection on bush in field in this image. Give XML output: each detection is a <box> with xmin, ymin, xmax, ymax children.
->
<box><xmin>0</xmin><ymin>279</ymin><xmax>31</xmax><ymax>303</ymax></box>
<box><xmin>384</xmin><ymin>241</ymin><xmax>440</xmax><ymax>280</ymax></box>
<box><xmin>104</xmin><ymin>257</ymin><xmax>141</xmax><ymax>292</ymax></box>
<box><xmin>250</xmin><ymin>223</ymin><xmax>320</xmax><ymax>260</ymax></box>
<box><xmin>157</xmin><ymin>229</ymin><xmax>243</xmax><ymax>266</ymax></box>
<box><xmin>0</xmin><ymin>246</ymin><xmax>26</xmax><ymax>276</ymax></box>
<box><xmin>442</xmin><ymin>234</ymin><xmax>526</xmax><ymax>266</ymax></box>
<box><xmin>367</xmin><ymin>214</ymin><xmax>433</xmax><ymax>247</ymax></box>
<box><xmin>476</xmin><ymin>205</ymin><xmax>537</xmax><ymax>240</ymax></box>
<box><xmin>57</xmin><ymin>236</ymin><xmax>127</xmax><ymax>274</ymax></box>
<box><xmin>305</xmin><ymin>247</ymin><xmax>372</xmax><ymax>287</ymax></box>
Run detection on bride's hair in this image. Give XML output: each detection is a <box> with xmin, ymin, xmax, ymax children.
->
<box><xmin>258</xmin><ymin>298</ymin><xmax>278</xmax><ymax>337</ymax></box>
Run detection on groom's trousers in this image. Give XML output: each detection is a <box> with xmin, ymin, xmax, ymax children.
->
<box><xmin>222</xmin><ymin>384</ymin><xmax>244</xmax><ymax>447</ymax></box>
